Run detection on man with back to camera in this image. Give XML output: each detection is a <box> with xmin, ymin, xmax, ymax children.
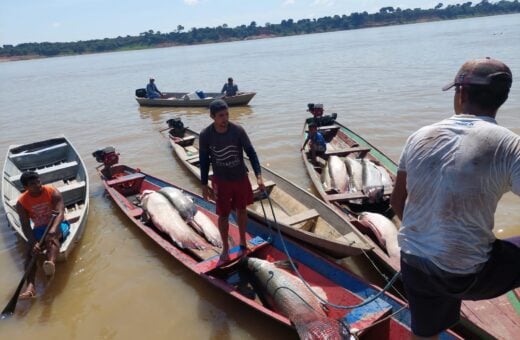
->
<box><xmin>199</xmin><ymin>99</ymin><xmax>265</xmax><ymax>263</ymax></box>
<box><xmin>16</xmin><ymin>171</ymin><xmax>69</xmax><ymax>299</ymax></box>
<box><xmin>390</xmin><ymin>57</ymin><xmax>520</xmax><ymax>339</ymax></box>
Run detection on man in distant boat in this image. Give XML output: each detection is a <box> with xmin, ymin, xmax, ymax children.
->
<box><xmin>301</xmin><ymin>122</ymin><xmax>327</xmax><ymax>165</ymax></box>
<box><xmin>391</xmin><ymin>57</ymin><xmax>520</xmax><ymax>339</ymax></box>
<box><xmin>221</xmin><ymin>77</ymin><xmax>239</xmax><ymax>97</ymax></box>
<box><xmin>16</xmin><ymin>171</ymin><xmax>69</xmax><ymax>299</ymax></box>
<box><xmin>199</xmin><ymin>99</ymin><xmax>265</xmax><ymax>263</ymax></box>
<box><xmin>146</xmin><ymin>77</ymin><xmax>163</xmax><ymax>99</ymax></box>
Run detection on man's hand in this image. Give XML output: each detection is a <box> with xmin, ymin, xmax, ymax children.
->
<box><xmin>256</xmin><ymin>175</ymin><xmax>266</xmax><ymax>193</ymax></box>
<box><xmin>30</xmin><ymin>241</ymin><xmax>42</xmax><ymax>255</ymax></box>
<box><xmin>202</xmin><ymin>185</ymin><xmax>215</xmax><ymax>201</ymax></box>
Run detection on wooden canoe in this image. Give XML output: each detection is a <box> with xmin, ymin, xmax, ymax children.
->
<box><xmin>135</xmin><ymin>91</ymin><xmax>256</xmax><ymax>107</ymax></box>
<box><xmin>165</xmin><ymin>123</ymin><xmax>374</xmax><ymax>259</ymax></box>
<box><xmin>93</xmin><ymin>151</ymin><xmax>463</xmax><ymax>340</ymax></box>
<box><xmin>2</xmin><ymin>136</ymin><xmax>89</xmax><ymax>261</ymax></box>
<box><xmin>302</xmin><ymin>113</ymin><xmax>520</xmax><ymax>339</ymax></box>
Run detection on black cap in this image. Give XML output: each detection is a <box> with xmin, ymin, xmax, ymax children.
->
<box><xmin>209</xmin><ymin>99</ymin><xmax>228</xmax><ymax>115</ymax></box>
<box><xmin>442</xmin><ymin>57</ymin><xmax>512</xmax><ymax>91</ymax></box>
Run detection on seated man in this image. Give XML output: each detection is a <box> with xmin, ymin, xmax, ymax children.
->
<box><xmin>301</xmin><ymin>122</ymin><xmax>327</xmax><ymax>164</ymax></box>
<box><xmin>16</xmin><ymin>171</ymin><xmax>70</xmax><ymax>299</ymax></box>
<box><xmin>221</xmin><ymin>77</ymin><xmax>238</xmax><ymax>97</ymax></box>
<box><xmin>146</xmin><ymin>77</ymin><xmax>163</xmax><ymax>99</ymax></box>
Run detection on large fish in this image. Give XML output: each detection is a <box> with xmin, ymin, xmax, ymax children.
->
<box><xmin>344</xmin><ymin>157</ymin><xmax>363</xmax><ymax>192</ymax></box>
<box><xmin>326</xmin><ymin>155</ymin><xmax>350</xmax><ymax>193</ymax></box>
<box><xmin>361</xmin><ymin>159</ymin><xmax>384</xmax><ymax>203</ymax></box>
<box><xmin>141</xmin><ymin>190</ymin><xmax>205</xmax><ymax>250</ymax></box>
<box><xmin>158</xmin><ymin>187</ymin><xmax>222</xmax><ymax>247</ymax></box>
<box><xmin>246</xmin><ymin>257</ymin><xmax>347</xmax><ymax>340</ymax></box>
<box><xmin>357</xmin><ymin>212</ymin><xmax>400</xmax><ymax>259</ymax></box>
<box><xmin>375</xmin><ymin>165</ymin><xmax>393</xmax><ymax>191</ymax></box>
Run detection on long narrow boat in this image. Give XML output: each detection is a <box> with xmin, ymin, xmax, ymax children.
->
<box><xmin>2</xmin><ymin>136</ymin><xmax>89</xmax><ymax>261</ymax></box>
<box><xmin>92</xmin><ymin>147</ymin><xmax>463</xmax><ymax>340</ymax></box>
<box><xmin>135</xmin><ymin>91</ymin><xmax>256</xmax><ymax>107</ymax></box>
<box><xmin>301</xmin><ymin>107</ymin><xmax>520</xmax><ymax>340</ymax></box>
<box><xmin>164</xmin><ymin>120</ymin><xmax>373</xmax><ymax>259</ymax></box>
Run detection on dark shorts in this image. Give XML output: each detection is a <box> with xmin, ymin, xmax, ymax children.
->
<box><xmin>401</xmin><ymin>238</ymin><xmax>520</xmax><ymax>337</ymax></box>
<box><xmin>213</xmin><ymin>175</ymin><xmax>253</xmax><ymax>216</ymax></box>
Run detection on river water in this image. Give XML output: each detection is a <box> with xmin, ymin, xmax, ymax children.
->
<box><xmin>1</xmin><ymin>14</ymin><xmax>519</xmax><ymax>340</ymax></box>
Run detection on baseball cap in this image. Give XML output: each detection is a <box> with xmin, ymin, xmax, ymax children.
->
<box><xmin>442</xmin><ymin>57</ymin><xmax>512</xmax><ymax>91</ymax></box>
<box><xmin>209</xmin><ymin>99</ymin><xmax>228</xmax><ymax>115</ymax></box>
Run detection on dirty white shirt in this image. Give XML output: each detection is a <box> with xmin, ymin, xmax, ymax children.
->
<box><xmin>398</xmin><ymin>114</ymin><xmax>520</xmax><ymax>274</ymax></box>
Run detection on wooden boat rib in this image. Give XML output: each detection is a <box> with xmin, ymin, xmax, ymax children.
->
<box><xmin>2</xmin><ymin>136</ymin><xmax>89</xmax><ymax>261</ymax></box>
<box><xmin>302</xmin><ymin>112</ymin><xmax>519</xmax><ymax>339</ymax></box>
<box><xmin>166</xmin><ymin>124</ymin><xmax>374</xmax><ymax>259</ymax></box>
<box><xmin>136</xmin><ymin>92</ymin><xmax>256</xmax><ymax>107</ymax></box>
<box><xmin>93</xmin><ymin>150</ymin><xmax>462</xmax><ymax>339</ymax></box>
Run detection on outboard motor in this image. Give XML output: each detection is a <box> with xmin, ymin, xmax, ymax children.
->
<box><xmin>135</xmin><ymin>88</ymin><xmax>147</xmax><ymax>98</ymax></box>
<box><xmin>167</xmin><ymin>117</ymin><xmax>185</xmax><ymax>138</ymax></box>
<box><xmin>306</xmin><ymin>103</ymin><xmax>338</xmax><ymax>127</ymax></box>
<box><xmin>92</xmin><ymin>147</ymin><xmax>121</xmax><ymax>179</ymax></box>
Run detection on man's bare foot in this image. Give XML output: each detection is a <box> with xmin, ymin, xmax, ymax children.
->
<box><xmin>43</xmin><ymin>260</ymin><xmax>55</xmax><ymax>276</ymax></box>
<box><xmin>19</xmin><ymin>285</ymin><xmax>36</xmax><ymax>300</ymax></box>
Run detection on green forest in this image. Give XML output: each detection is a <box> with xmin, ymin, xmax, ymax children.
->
<box><xmin>1</xmin><ymin>0</ymin><xmax>519</xmax><ymax>59</ymax></box>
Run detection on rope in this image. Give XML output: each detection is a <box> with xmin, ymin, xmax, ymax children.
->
<box><xmin>259</xmin><ymin>191</ymin><xmax>401</xmax><ymax>311</ymax></box>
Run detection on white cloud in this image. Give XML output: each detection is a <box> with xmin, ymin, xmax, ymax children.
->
<box><xmin>184</xmin><ymin>0</ymin><xmax>199</xmax><ymax>5</ymax></box>
<box><xmin>283</xmin><ymin>0</ymin><xmax>295</xmax><ymax>6</ymax></box>
<box><xmin>52</xmin><ymin>22</ymin><xmax>61</xmax><ymax>28</ymax></box>
<box><xmin>311</xmin><ymin>0</ymin><xmax>335</xmax><ymax>7</ymax></box>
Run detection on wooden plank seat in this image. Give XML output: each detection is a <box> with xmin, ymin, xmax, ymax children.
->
<box><xmin>9</xmin><ymin>142</ymin><xmax>69</xmax><ymax>170</ymax></box>
<box><xmin>9</xmin><ymin>161</ymin><xmax>79</xmax><ymax>191</ymax></box>
<box><xmin>186</xmin><ymin>156</ymin><xmax>200</xmax><ymax>164</ymax></box>
<box><xmin>327</xmin><ymin>189</ymin><xmax>392</xmax><ymax>202</ymax></box>
<box><xmin>174</xmin><ymin>135</ymin><xmax>196</xmax><ymax>147</ymax></box>
<box><xmin>282</xmin><ymin>209</ymin><xmax>320</xmax><ymax>226</ymax></box>
<box><xmin>64</xmin><ymin>209</ymin><xmax>83</xmax><ymax>224</ymax></box>
<box><xmin>305</xmin><ymin>125</ymin><xmax>341</xmax><ymax>133</ymax></box>
<box><xmin>58</xmin><ymin>181</ymin><xmax>87</xmax><ymax>206</ymax></box>
<box><xmin>106</xmin><ymin>173</ymin><xmax>145</xmax><ymax>187</ymax></box>
<box><xmin>128</xmin><ymin>207</ymin><xmax>144</xmax><ymax>218</ymax></box>
<box><xmin>325</xmin><ymin>147</ymin><xmax>371</xmax><ymax>157</ymax></box>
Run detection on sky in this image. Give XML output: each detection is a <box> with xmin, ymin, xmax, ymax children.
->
<box><xmin>1</xmin><ymin>0</ymin><xmax>470</xmax><ymax>46</ymax></box>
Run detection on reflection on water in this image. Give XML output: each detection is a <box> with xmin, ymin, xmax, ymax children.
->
<box><xmin>0</xmin><ymin>14</ymin><xmax>519</xmax><ymax>340</ymax></box>
<box><xmin>138</xmin><ymin>105</ymin><xmax>254</xmax><ymax>123</ymax></box>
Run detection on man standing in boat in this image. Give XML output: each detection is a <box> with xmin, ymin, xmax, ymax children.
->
<box><xmin>16</xmin><ymin>171</ymin><xmax>69</xmax><ymax>299</ymax></box>
<box><xmin>199</xmin><ymin>99</ymin><xmax>265</xmax><ymax>263</ymax></box>
<box><xmin>391</xmin><ymin>57</ymin><xmax>520</xmax><ymax>339</ymax></box>
<box><xmin>221</xmin><ymin>77</ymin><xmax>238</xmax><ymax>97</ymax></box>
<box><xmin>301</xmin><ymin>122</ymin><xmax>327</xmax><ymax>165</ymax></box>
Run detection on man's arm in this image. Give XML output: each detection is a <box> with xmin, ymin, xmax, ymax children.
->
<box><xmin>50</xmin><ymin>189</ymin><xmax>65</xmax><ymax>233</ymax></box>
<box><xmin>199</xmin><ymin>132</ymin><xmax>212</xmax><ymax>200</ymax></box>
<box><xmin>16</xmin><ymin>202</ymin><xmax>37</xmax><ymax>245</ymax></box>
<box><xmin>221</xmin><ymin>84</ymin><xmax>227</xmax><ymax>94</ymax></box>
<box><xmin>390</xmin><ymin>170</ymin><xmax>407</xmax><ymax>221</ymax></box>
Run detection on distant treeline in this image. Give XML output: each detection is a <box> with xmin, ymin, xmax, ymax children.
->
<box><xmin>2</xmin><ymin>0</ymin><xmax>519</xmax><ymax>59</ymax></box>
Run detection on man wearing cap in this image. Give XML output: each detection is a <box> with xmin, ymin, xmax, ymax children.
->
<box><xmin>199</xmin><ymin>99</ymin><xmax>265</xmax><ymax>263</ymax></box>
<box><xmin>146</xmin><ymin>77</ymin><xmax>163</xmax><ymax>99</ymax></box>
<box><xmin>391</xmin><ymin>58</ymin><xmax>520</xmax><ymax>339</ymax></box>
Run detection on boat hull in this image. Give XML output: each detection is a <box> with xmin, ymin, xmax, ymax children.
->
<box><xmin>136</xmin><ymin>92</ymin><xmax>256</xmax><ymax>107</ymax></box>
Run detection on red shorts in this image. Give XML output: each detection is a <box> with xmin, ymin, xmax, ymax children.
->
<box><xmin>213</xmin><ymin>175</ymin><xmax>253</xmax><ymax>216</ymax></box>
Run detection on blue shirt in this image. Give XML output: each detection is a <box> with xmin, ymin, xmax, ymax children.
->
<box><xmin>146</xmin><ymin>82</ymin><xmax>161</xmax><ymax>99</ymax></box>
<box><xmin>221</xmin><ymin>83</ymin><xmax>238</xmax><ymax>96</ymax></box>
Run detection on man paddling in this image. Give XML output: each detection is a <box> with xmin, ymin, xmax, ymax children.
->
<box><xmin>391</xmin><ymin>57</ymin><xmax>520</xmax><ymax>339</ymax></box>
<box><xmin>16</xmin><ymin>171</ymin><xmax>69</xmax><ymax>299</ymax></box>
<box><xmin>199</xmin><ymin>99</ymin><xmax>265</xmax><ymax>263</ymax></box>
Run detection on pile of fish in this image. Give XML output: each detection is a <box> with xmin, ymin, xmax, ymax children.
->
<box><xmin>321</xmin><ymin>156</ymin><xmax>392</xmax><ymax>202</ymax></box>
<box><xmin>246</xmin><ymin>257</ymin><xmax>349</xmax><ymax>340</ymax></box>
<box><xmin>140</xmin><ymin>187</ymin><xmax>222</xmax><ymax>250</ymax></box>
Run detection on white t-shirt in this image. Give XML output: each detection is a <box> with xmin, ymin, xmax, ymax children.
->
<box><xmin>398</xmin><ymin>114</ymin><xmax>520</xmax><ymax>274</ymax></box>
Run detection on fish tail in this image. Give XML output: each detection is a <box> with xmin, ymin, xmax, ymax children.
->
<box><xmin>295</xmin><ymin>317</ymin><xmax>347</xmax><ymax>340</ymax></box>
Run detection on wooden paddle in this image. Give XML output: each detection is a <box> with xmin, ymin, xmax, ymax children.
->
<box><xmin>1</xmin><ymin>212</ymin><xmax>58</xmax><ymax>318</ymax></box>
